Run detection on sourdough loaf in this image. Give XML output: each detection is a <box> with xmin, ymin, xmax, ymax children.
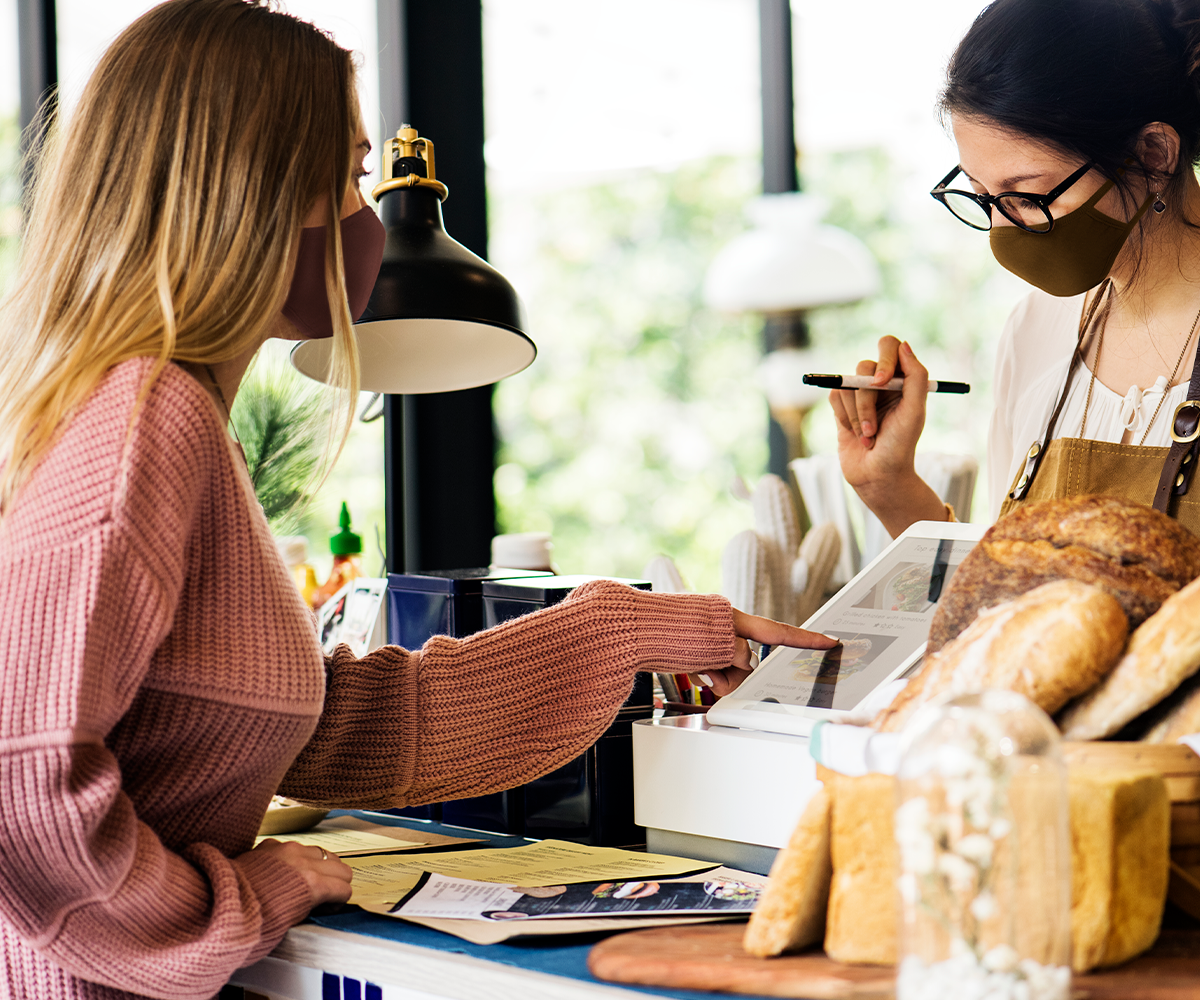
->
<box><xmin>875</xmin><ymin>580</ymin><xmax>1127</xmax><ymax>734</ymax></box>
<box><xmin>928</xmin><ymin>496</ymin><xmax>1200</xmax><ymax>653</ymax></box>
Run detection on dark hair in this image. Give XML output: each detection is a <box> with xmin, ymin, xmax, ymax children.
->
<box><xmin>941</xmin><ymin>0</ymin><xmax>1200</xmax><ymax>209</ymax></box>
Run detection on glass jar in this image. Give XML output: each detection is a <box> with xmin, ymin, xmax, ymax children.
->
<box><xmin>894</xmin><ymin>690</ymin><xmax>1070</xmax><ymax>1000</ymax></box>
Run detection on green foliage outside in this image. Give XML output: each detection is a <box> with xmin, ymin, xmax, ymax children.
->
<box><xmin>244</xmin><ymin>343</ymin><xmax>388</xmax><ymax>582</ymax></box>
<box><xmin>229</xmin><ymin>365</ymin><xmax>323</xmax><ymax>534</ymax></box>
<box><xmin>0</xmin><ymin>114</ymin><xmax>22</xmax><ymax>294</ymax></box>
<box><xmin>491</xmin><ymin>148</ymin><xmax>1025</xmax><ymax>593</ymax></box>
<box><xmin>0</xmin><ymin>109</ymin><xmax>1022</xmax><ymax>594</ymax></box>
<box><xmin>491</xmin><ymin>157</ymin><xmax>770</xmax><ymax>592</ymax></box>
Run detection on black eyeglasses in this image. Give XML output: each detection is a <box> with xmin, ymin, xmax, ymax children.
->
<box><xmin>930</xmin><ymin>161</ymin><xmax>1096</xmax><ymax>233</ymax></box>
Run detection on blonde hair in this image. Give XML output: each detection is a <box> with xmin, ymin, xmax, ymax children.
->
<box><xmin>0</xmin><ymin>0</ymin><xmax>361</xmax><ymax>511</ymax></box>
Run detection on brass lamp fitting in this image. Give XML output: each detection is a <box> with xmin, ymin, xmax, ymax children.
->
<box><xmin>371</xmin><ymin>125</ymin><xmax>450</xmax><ymax>202</ymax></box>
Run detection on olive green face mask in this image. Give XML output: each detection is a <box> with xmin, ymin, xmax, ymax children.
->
<box><xmin>989</xmin><ymin>181</ymin><xmax>1154</xmax><ymax>297</ymax></box>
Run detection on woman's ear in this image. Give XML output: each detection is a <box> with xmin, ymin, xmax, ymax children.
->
<box><xmin>1137</xmin><ymin>122</ymin><xmax>1181</xmax><ymax>185</ymax></box>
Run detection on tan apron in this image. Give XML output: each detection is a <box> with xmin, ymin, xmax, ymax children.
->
<box><xmin>999</xmin><ymin>280</ymin><xmax>1200</xmax><ymax>536</ymax></box>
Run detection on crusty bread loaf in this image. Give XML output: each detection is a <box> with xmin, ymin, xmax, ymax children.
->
<box><xmin>1069</xmin><ymin>766</ymin><xmax>1170</xmax><ymax>971</ymax></box>
<box><xmin>875</xmin><ymin>579</ymin><xmax>1127</xmax><ymax>734</ymax></box>
<box><xmin>822</xmin><ymin>766</ymin><xmax>1169</xmax><ymax>973</ymax></box>
<box><xmin>743</xmin><ymin>787</ymin><xmax>832</xmax><ymax>957</ymax></box>
<box><xmin>928</xmin><ymin>496</ymin><xmax>1200</xmax><ymax>653</ymax></box>
<box><xmin>824</xmin><ymin>773</ymin><xmax>897</xmax><ymax>965</ymax></box>
<box><xmin>1062</xmin><ymin>573</ymin><xmax>1200</xmax><ymax>740</ymax></box>
<box><xmin>1145</xmin><ymin>684</ymin><xmax>1200</xmax><ymax>744</ymax></box>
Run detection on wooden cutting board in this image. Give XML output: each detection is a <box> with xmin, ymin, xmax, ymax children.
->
<box><xmin>587</xmin><ymin>924</ymin><xmax>1200</xmax><ymax>999</ymax></box>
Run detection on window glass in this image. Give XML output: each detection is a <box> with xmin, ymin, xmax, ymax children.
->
<box><xmin>485</xmin><ymin>0</ymin><xmax>765</xmax><ymax>590</ymax></box>
<box><xmin>792</xmin><ymin>0</ymin><xmax>1026</xmax><ymax>511</ymax></box>
<box><xmin>486</xmin><ymin>1</ymin><xmax>1019</xmax><ymax>592</ymax></box>
<box><xmin>53</xmin><ymin>0</ymin><xmax>385</xmax><ymax>581</ymax></box>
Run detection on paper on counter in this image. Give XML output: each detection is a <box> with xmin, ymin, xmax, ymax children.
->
<box><xmin>360</xmin><ymin>866</ymin><xmax>767</xmax><ymax>945</ymax></box>
<box><xmin>255</xmin><ymin>815</ymin><xmax>479</xmax><ymax>857</ymax></box>
<box><xmin>344</xmin><ymin>839</ymin><xmax>716</xmax><ymax>908</ymax></box>
<box><xmin>393</xmin><ymin>868</ymin><xmax>763</xmax><ymax>921</ymax></box>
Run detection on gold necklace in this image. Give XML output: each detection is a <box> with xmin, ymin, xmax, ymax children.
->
<box><xmin>1079</xmin><ymin>300</ymin><xmax>1200</xmax><ymax>444</ymax></box>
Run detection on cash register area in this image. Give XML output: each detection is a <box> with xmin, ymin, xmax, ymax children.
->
<box><xmin>227</xmin><ymin>563</ymin><xmax>840</xmax><ymax>1000</ymax></box>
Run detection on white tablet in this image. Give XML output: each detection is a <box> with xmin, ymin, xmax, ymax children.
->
<box><xmin>705</xmin><ymin>519</ymin><xmax>987</xmax><ymax>738</ymax></box>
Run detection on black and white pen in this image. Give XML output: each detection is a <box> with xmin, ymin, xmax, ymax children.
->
<box><xmin>802</xmin><ymin>374</ymin><xmax>970</xmax><ymax>394</ymax></box>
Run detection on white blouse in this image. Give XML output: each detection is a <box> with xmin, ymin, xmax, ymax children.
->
<box><xmin>987</xmin><ymin>290</ymin><xmax>1192</xmax><ymax>521</ymax></box>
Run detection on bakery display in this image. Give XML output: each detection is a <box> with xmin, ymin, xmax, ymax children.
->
<box><xmin>876</xmin><ymin>495</ymin><xmax>1200</xmax><ymax>742</ymax></box>
<box><xmin>927</xmin><ymin>495</ymin><xmax>1200</xmax><ymax>653</ymax></box>
<box><xmin>874</xmin><ymin>579</ymin><xmax>1127</xmax><ymax>733</ymax></box>
<box><xmin>740</xmin><ymin>495</ymin><xmax>1200</xmax><ymax>977</ymax></box>
<box><xmin>1148</xmin><ymin>684</ymin><xmax>1200</xmax><ymax>745</ymax></box>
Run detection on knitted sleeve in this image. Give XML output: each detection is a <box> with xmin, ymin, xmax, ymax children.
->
<box><xmin>0</xmin><ymin>364</ymin><xmax>311</xmax><ymax>1000</ymax></box>
<box><xmin>280</xmin><ymin>579</ymin><xmax>735</xmax><ymax>808</ymax></box>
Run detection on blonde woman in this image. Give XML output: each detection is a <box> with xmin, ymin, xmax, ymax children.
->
<box><xmin>0</xmin><ymin>2</ymin><xmax>833</xmax><ymax>996</ymax></box>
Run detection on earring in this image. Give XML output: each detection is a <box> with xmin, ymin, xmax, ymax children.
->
<box><xmin>1154</xmin><ymin>192</ymin><xmax>1167</xmax><ymax>214</ymax></box>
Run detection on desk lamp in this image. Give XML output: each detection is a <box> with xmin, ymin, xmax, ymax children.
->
<box><xmin>291</xmin><ymin>126</ymin><xmax>536</xmax><ymax>394</ymax></box>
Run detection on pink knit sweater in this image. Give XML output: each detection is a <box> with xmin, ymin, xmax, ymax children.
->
<box><xmin>0</xmin><ymin>359</ymin><xmax>735</xmax><ymax>1000</ymax></box>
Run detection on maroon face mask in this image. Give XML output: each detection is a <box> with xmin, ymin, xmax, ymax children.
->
<box><xmin>282</xmin><ymin>205</ymin><xmax>386</xmax><ymax>339</ymax></box>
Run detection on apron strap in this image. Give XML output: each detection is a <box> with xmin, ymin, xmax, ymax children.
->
<box><xmin>1009</xmin><ymin>279</ymin><xmax>1114</xmax><ymax>502</ymax></box>
<box><xmin>1153</xmin><ymin>342</ymin><xmax>1200</xmax><ymax>513</ymax></box>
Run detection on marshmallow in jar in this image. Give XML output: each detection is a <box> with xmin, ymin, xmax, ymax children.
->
<box><xmin>895</xmin><ymin>691</ymin><xmax>1071</xmax><ymax>1000</ymax></box>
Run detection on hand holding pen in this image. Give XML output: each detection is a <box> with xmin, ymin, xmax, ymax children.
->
<box><xmin>829</xmin><ymin>337</ymin><xmax>954</xmax><ymax>536</ymax></box>
<box><xmin>828</xmin><ymin>337</ymin><xmax>933</xmax><ymax>450</ymax></box>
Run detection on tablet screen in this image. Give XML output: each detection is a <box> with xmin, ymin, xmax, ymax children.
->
<box><xmin>731</xmin><ymin>534</ymin><xmax>979</xmax><ymax>711</ymax></box>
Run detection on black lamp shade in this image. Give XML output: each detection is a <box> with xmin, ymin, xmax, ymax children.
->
<box><xmin>291</xmin><ymin>184</ymin><xmax>536</xmax><ymax>394</ymax></box>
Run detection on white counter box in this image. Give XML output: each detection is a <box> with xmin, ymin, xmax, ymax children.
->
<box><xmin>632</xmin><ymin>715</ymin><xmax>822</xmax><ymax>874</ymax></box>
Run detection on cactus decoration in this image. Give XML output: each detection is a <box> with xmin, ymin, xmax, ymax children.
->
<box><xmin>795</xmin><ymin>521</ymin><xmax>841</xmax><ymax>623</ymax></box>
<box><xmin>750</xmin><ymin>474</ymin><xmax>800</xmax><ymax>621</ymax></box>
<box><xmin>721</xmin><ymin>474</ymin><xmax>842</xmax><ymax>626</ymax></box>
<box><xmin>720</xmin><ymin>529</ymin><xmax>773</xmax><ymax>619</ymax></box>
<box><xmin>643</xmin><ymin>554</ymin><xmax>689</xmax><ymax>594</ymax></box>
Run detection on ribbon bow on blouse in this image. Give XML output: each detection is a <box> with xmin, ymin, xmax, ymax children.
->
<box><xmin>1119</xmin><ymin>376</ymin><xmax>1170</xmax><ymax>435</ymax></box>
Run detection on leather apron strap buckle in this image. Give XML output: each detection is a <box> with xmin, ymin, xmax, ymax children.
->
<box><xmin>1009</xmin><ymin>441</ymin><xmax>1043</xmax><ymax>501</ymax></box>
<box><xmin>1171</xmin><ymin>400</ymin><xmax>1200</xmax><ymax>444</ymax></box>
<box><xmin>1173</xmin><ymin>443</ymin><xmax>1199</xmax><ymax>496</ymax></box>
<box><xmin>1157</xmin><ymin>402</ymin><xmax>1200</xmax><ymax>511</ymax></box>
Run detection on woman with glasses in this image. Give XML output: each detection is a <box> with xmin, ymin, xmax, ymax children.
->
<box><xmin>834</xmin><ymin>0</ymin><xmax>1200</xmax><ymax>537</ymax></box>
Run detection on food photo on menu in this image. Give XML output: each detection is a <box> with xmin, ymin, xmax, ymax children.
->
<box><xmin>390</xmin><ymin>873</ymin><xmax>763</xmax><ymax>921</ymax></box>
<box><xmin>853</xmin><ymin>562</ymin><xmax>937</xmax><ymax>613</ymax></box>
<box><xmin>774</xmin><ymin>633</ymin><xmax>899</xmax><ymax>710</ymax></box>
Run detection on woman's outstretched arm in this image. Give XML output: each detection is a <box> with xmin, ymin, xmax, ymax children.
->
<box><xmin>281</xmin><ymin>580</ymin><xmax>836</xmax><ymax>809</ymax></box>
